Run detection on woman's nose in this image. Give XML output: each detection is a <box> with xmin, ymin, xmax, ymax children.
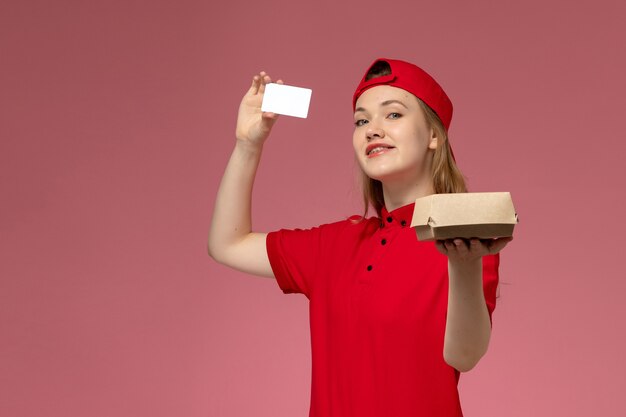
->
<box><xmin>366</xmin><ymin>124</ymin><xmax>385</xmax><ymax>141</ymax></box>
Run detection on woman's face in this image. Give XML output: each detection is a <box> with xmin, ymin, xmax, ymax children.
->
<box><xmin>352</xmin><ymin>85</ymin><xmax>437</xmax><ymax>184</ymax></box>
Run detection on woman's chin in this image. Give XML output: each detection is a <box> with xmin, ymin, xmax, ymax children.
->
<box><xmin>364</xmin><ymin>163</ymin><xmax>419</xmax><ymax>184</ymax></box>
<box><xmin>364</xmin><ymin>168</ymin><xmax>398</xmax><ymax>183</ymax></box>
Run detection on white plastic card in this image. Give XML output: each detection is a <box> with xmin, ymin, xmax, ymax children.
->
<box><xmin>261</xmin><ymin>82</ymin><xmax>312</xmax><ymax>118</ymax></box>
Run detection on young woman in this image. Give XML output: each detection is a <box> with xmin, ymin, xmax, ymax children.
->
<box><xmin>208</xmin><ymin>57</ymin><xmax>513</xmax><ymax>417</ymax></box>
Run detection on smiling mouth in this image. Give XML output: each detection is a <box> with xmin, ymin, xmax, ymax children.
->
<box><xmin>367</xmin><ymin>146</ymin><xmax>395</xmax><ymax>157</ymax></box>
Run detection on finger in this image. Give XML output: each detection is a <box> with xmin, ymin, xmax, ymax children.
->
<box><xmin>259</xmin><ymin>74</ymin><xmax>272</xmax><ymax>94</ymax></box>
<box><xmin>487</xmin><ymin>236</ymin><xmax>513</xmax><ymax>254</ymax></box>
<box><xmin>262</xmin><ymin>111</ymin><xmax>278</xmax><ymax>119</ymax></box>
<box><xmin>253</xmin><ymin>71</ymin><xmax>267</xmax><ymax>93</ymax></box>
<box><xmin>249</xmin><ymin>74</ymin><xmax>261</xmax><ymax>94</ymax></box>
<box><xmin>493</xmin><ymin>236</ymin><xmax>514</xmax><ymax>247</ymax></box>
<box><xmin>435</xmin><ymin>240</ymin><xmax>447</xmax><ymax>254</ymax></box>
<box><xmin>493</xmin><ymin>236</ymin><xmax>513</xmax><ymax>249</ymax></box>
<box><xmin>276</xmin><ymin>79</ymin><xmax>284</xmax><ymax>84</ymax></box>
<box><xmin>262</xmin><ymin>112</ymin><xmax>281</xmax><ymax>127</ymax></box>
<box><xmin>469</xmin><ymin>238</ymin><xmax>483</xmax><ymax>253</ymax></box>
<box><xmin>453</xmin><ymin>238</ymin><xmax>470</xmax><ymax>252</ymax></box>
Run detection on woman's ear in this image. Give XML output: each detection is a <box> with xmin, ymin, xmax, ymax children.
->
<box><xmin>427</xmin><ymin>127</ymin><xmax>438</xmax><ymax>150</ymax></box>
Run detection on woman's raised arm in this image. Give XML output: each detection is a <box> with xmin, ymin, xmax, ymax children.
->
<box><xmin>207</xmin><ymin>72</ymin><xmax>282</xmax><ymax>278</ymax></box>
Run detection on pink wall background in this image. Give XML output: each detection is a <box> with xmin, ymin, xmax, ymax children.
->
<box><xmin>1</xmin><ymin>0</ymin><xmax>625</xmax><ymax>416</ymax></box>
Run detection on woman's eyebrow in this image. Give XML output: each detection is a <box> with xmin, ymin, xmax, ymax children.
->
<box><xmin>381</xmin><ymin>99</ymin><xmax>409</xmax><ymax>109</ymax></box>
<box><xmin>354</xmin><ymin>100</ymin><xmax>409</xmax><ymax>114</ymax></box>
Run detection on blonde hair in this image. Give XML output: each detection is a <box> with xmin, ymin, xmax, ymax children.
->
<box><xmin>352</xmin><ymin>62</ymin><xmax>468</xmax><ymax>222</ymax></box>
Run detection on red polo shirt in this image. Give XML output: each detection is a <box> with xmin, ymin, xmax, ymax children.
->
<box><xmin>266</xmin><ymin>201</ymin><xmax>500</xmax><ymax>417</ymax></box>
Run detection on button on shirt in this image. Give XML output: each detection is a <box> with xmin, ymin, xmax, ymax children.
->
<box><xmin>266</xmin><ymin>201</ymin><xmax>500</xmax><ymax>417</ymax></box>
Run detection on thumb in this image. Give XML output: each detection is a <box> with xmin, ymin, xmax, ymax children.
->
<box><xmin>262</xmin><ymin>111</ymin><xmax>280</xmax><ymax>122</ymax></box>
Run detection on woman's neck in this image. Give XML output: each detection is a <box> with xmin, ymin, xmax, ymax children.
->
<box><xmin>382</xmin><ymin>177</ymin><xmax>435</xmax><ymax>212</ymax></box>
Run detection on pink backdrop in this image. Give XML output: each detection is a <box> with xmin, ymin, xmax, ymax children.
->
<box><xmin>1</xmin><ymin>1</ymin><xmax>625</xmax><ymax>416</ymax></box>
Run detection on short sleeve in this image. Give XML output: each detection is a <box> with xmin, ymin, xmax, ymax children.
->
<box><xmin>482</xmin><ymin>252</ymin><xmax>500</xmax><ymax>327</ymax></box>
<box><xmin>266</xmin><ymin>225</ymin><xmax>325</xmax><ymax>298</ymax></box>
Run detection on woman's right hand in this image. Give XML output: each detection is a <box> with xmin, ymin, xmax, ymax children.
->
<box><xmin>235</xmin><ymin>71</ymin><xmax>283</xmax><ymax>147</ymax></box>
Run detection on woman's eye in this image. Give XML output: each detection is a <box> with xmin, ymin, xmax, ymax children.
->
<box><xmin>354</xmin><ymin>119</ymin><xmax>368</xmax><ymax>127</ymax></box>
<box><xmin>388</xmin><ymin>112</ymin><xmax>401</xmax><ymax>119</ymax></box>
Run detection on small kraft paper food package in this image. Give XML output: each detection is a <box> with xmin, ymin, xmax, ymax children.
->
<box><xmin>410</xmin><ymin>192</ymin><xmax>519</xmax><ymax>241</ymax></box>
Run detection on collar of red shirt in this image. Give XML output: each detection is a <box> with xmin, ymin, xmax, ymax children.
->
<box><xmin>379</xmin><ymin>201</ymin><xmax>416</xmax><ymax>229</ymax></box>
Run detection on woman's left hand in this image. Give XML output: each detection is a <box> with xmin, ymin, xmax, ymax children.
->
<box><xmin>435</xmin><ymin>236</ymin><xmax>514</xmax><ymax>263</ymax></box>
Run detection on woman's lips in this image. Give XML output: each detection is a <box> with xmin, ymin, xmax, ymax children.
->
<box><xmin>366</xmin><ymin>147</ymin><xmax>395</xmax><ymax>158</ymax></box>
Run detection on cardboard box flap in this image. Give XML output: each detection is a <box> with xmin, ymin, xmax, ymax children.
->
<box><xmin>411</xmin><ymin>193</ymin><xmax>437</xmax><ymax>226</ymax></box>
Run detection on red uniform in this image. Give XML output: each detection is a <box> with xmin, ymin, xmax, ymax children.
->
<box><xmin>266</xmin><ymin>201</ymin><xmax>500</xmax><ymax>417</ymax></box>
